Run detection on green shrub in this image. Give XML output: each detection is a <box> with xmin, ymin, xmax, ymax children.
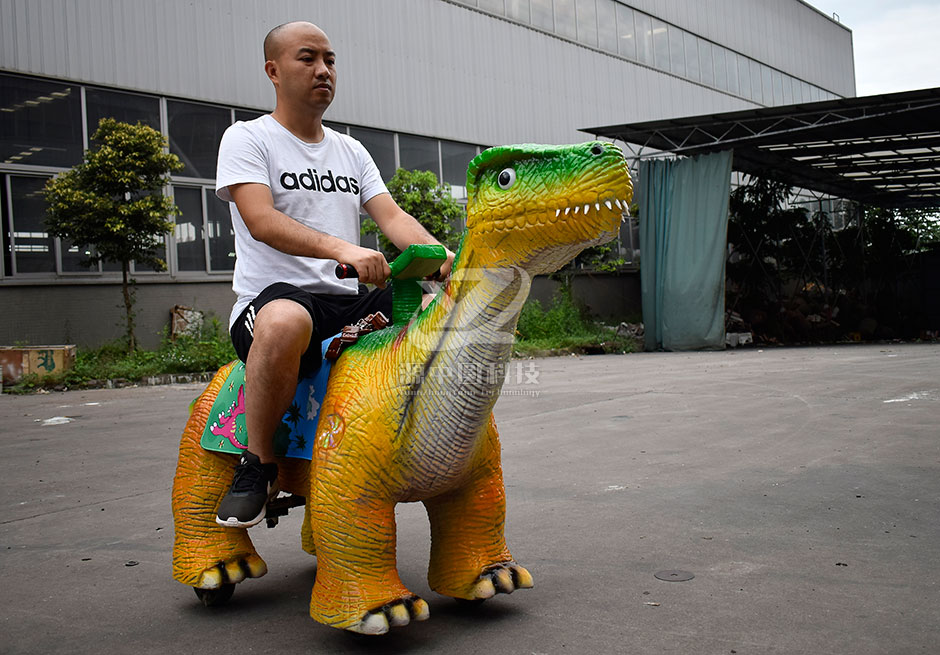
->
<box><xmin>514</xmin><ymin>290</ymin><xmax>636</xmax><ymax>355</ymax></box>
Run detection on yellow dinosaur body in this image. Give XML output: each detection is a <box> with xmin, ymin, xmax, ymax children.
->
<box><xmin>172</xmin><ymin>141</ymin><xmax>633</xmax><ymax>634</ymax></box>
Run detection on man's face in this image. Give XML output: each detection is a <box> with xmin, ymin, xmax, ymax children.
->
<box><xmin>268</xmin><ymin>24</ymin><xmax>337</xmax><ymax>112</ymax></box>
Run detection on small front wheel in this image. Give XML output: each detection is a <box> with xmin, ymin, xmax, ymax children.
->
<box><xmin>194</xmin><ymin>583</ymin><xmax>235</xmax><ymax>607</ymax></box>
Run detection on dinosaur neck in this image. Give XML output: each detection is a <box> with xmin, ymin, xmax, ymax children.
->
<box><xmin>394</xmin><ymin>238</ymin><xmax>531</xmax><ymax>495</ymax></box>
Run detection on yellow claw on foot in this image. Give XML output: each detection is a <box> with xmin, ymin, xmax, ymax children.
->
<box><xmin>196</xmin><ymin>554</ymin><xmax>267</xmax><ymax>589</ymax></box>
<box><xmin>348</xmin><ymin>596</ymin><xmax>430</xmax><ymax>635</ymax></box>
<box><xmin>470</xmin><ymin>562</ymin><xmax>534</xmax><ymax>600</ymax></box>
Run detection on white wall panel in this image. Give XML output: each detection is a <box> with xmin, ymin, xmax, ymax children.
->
<box><xmin>2</xmin><ymin>0</ymin><xmax>836</xmax><ymax>148</ymax></box>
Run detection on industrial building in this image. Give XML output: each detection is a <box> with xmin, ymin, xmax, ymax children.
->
<box><xmin>0</xmin><ymin>0</ymin><xmax>855</xmax><ymax>347</ymax></box>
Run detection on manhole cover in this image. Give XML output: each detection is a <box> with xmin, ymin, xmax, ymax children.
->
<box><xmin>654</xmin><ymin>570</ymin><xmax>695</xmax><ymax>582</ymax></box>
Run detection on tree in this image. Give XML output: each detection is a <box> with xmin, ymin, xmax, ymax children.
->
<box><xmin>44</xmin><ymin>118</ymin><xmax>183</xmax><ymax>352</ymax></box>
<box><xmin>362</xmin><ymin>168</ymin><xmax>464</xmax><ymax>258</ymax></box>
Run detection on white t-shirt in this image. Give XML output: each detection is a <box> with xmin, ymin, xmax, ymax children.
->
<box><xmin>215</xmin><ymin>115</ymin><xmax>388</xmax><ymax>327</ymax></box>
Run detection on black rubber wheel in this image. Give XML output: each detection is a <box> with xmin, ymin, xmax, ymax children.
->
<box><xmin>194</xmin><ymin>583</ymin><xmax>235</xmax><ymax>607</ymax></box>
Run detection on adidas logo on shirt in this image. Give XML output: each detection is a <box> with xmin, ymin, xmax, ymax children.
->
<box><xmin>279</xmin><ymin>168</ymin><xmax>360</xmax><ymax>194</ymax></box>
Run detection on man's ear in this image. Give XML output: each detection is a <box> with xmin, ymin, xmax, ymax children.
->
<box><xmin>264</xmin><ymin>60</ymin><xmax>279</xmax><ymax>86</ymax></box>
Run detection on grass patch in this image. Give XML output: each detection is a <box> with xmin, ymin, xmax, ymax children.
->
<box><xmin>513</xmin><ymin>291</ymin><xmax>637</xmax><ymax>356</ymax></box>
<box><xmin>5</xmin><ymin>297</ymin><xmax>636</xmax><ymax>393</ymax></box>
<box><xmin>5</xmin><ymin>318</ymin><xmax>236</xmax><ymax>394</ymax></box>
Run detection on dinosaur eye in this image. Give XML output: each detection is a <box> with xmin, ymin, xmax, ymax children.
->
<box><xmin>591</xmin><ymin>144</ymin><xmax>604</xmax><ymax>156</ymax></box>
<box><xmin>497</xmin><ymin>167</ymin><xmax>516</xmax><ymax>190</ymax></box>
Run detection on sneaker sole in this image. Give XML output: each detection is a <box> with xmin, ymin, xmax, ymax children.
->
<box><xmin>215</xmin><ymin>484</ymin><xmax>279</xmax><ymax>529</ymax></box>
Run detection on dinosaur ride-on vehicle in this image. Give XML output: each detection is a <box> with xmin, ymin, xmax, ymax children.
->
<box><xmin>171</xmin><ymin>141</ymin><xmax>633</xmax><ymax>634</ymax></box>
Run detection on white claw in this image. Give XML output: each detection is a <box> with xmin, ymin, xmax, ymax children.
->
<box><xmin>605</xmin><ymin>200</ymin><xmax>613</xmax><ymax>210</ymax></box>
<box><xmin>555</xmin><ymin>208</ymin><xmax>561</xmax><ymax>217</ymax></box>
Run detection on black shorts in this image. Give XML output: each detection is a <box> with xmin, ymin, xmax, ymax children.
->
<box><xmin>230</xmin><ymin>282</ymin><xmax>393</xmax><ymax>376</ymax></box>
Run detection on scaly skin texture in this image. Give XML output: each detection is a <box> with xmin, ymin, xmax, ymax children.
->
<box><xmin>171</xmin><ymin>141</ymin><xmax>632</xmax><ymax>634</ymax></box>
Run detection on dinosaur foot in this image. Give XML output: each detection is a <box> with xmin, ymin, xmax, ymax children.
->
<box><xmin>467</xmin><ymin>562</ymin><xmax>534</xmax><ymax>600</ymax></box>
<box><xmin>348</xmin><ymin>595</ymin><xmax>430</xmax><ymax>635</ymax></box>
<box><xmin>195</xmin><ymin>553</ymin><xmax>267</xmax><ymax>590</ymax></box>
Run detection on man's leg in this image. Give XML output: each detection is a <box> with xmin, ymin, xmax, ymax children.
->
<box><xmin>217</xmin><ymin>298</ymin><xmax>313</xmax><ymax>528</ymax></box>
<box><xmin>244</xmin><ymin>299</ymin><xmax>313</xmax><ymax>463</ymax></box>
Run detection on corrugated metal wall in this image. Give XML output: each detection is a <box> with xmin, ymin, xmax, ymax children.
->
<box><xmin>0</xmin><ymin>0</ymin><xmax>853</xmax><ymax>146</ymax></box>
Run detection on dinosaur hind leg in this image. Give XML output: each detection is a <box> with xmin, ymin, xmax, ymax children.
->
<box><xmin>171</xmin><ymin>369</ymin><xmax>266</xmax><ymax>589</ymax></box>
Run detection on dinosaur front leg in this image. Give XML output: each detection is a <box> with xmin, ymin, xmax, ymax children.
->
<box><xmin>308</xmin><ymin>487</ymin><xmax>429</xmax><ymax>634</ymax></box>
<box><xmin>423</xmin><ymin>417</ymin><xmax>533</xmax><ymax>600</ymax></box>
<box><xmin>171</xmin><ymin>373</ymin><xmax>266</xmax><ymax>589</ymax></box>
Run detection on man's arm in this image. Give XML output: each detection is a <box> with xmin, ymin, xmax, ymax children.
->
<box><xmin>228</xmin><ymin>182</ymin><xmax>391</xmax><ymax>286</ymax></box>
<box><xmin>363</xmin><ymin>192</ymin><xmax>456</xmax><ymax>278</ymax></box>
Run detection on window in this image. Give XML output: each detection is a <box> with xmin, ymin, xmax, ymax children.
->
<box><xmin>478</xmin><ymin>0</ymin><xmax>505</xmax><ymax>14</ymax></box>
<box><xmin>668</xmin><ymin>26</ymin><xmax>686</xmax><ymax>77</ymax></box>
<box><xmin>616</xmin><ymin>5</ymin><xmax>636</xmax><ymax>59</ymax></box>
<box><xmin>726</xmin><ymin>50</ymin><xmax>740</xmax><ymax>95</ymax></box>
<box><xmin>167</xmin><ymin>100</ymin><xmax>232</xmax><ymax>179</ymax></box>
<box><xmin>737</xmin><ymin>54</ymin><xmax>750</xmax><ymax>99</ymax></box>
<box><xmin>770</xmin><ymin>69</ymin><xmax>783</xmax><ymax>104</ymax></box>
<box><xmin>750</xmin><ymin>60</ymin><xmax>763</xmax><ymax>103</ymax></box>
<box><xmin>173</xmin><ymin>186</ymin><xmax>206</xmax><ymax>272</ymax></box>
<box><xmin>576</xmin><ymin>0</ymin><xmax>598</xmax><ymax>47</ymax></box>
<box><xmin>506</xmin><ymin>0</ymin><xmax>530</xmax><ymax>22</ymax></box>
<box><xmin>530</xmin><ymin>0</ymin><xmax>554</xmax><ymax>30</ymax></box>
<box><xmin>0</xmin><ymin>74</ymin><xmax>83</xmax><ymax>167</ymax></box>
<box><xmin>634</xmin><ymin>12</ymin><xmax>653</xmax><ymax>65</ymax></box>
<box><xmin>349</xmin><ymin>127</ymin><xmax>396</xmax><ymax>181</ymax></box>
<box><xmin>714</xmin><ymin>47</ymin><xmax>728</xmax><ymax>91</ymax></box>
<box><xmin>685</xmin><ymin>32</ymin><xmax>700</xmax><ymax>82</ymax></box>
<box><xmin>235</xmin><ymin>109</ymin><xmax>265</xmax><ymax>123</ymax></box>
<box><xmin>4</xmin><ymin>175</ymin><xmax>55</xmax><ymax>274</ymax></box>
<box><xmin>791</xmin><ymin>77</ymin><xmax>803</xmax><ymax>104</ymax></box>
<box><xmin>85</xmin><ymin>88</ymin><xmax>160</xmax><ymax>138</ymax></box>
<box><xmin>399</xmin><ymin>134</ymin><xmax>440</xmax><ymax>178</ymax></box>
<box><xmin>324</xmin><ymin>120</ymin><xmax>347</xmax><ymax>134</ymax></box>
<box><xmin>651</xmin><ymin>19</ymin><xmax>670</xmax><ymax>71</ymax></box>
<box><xmin>441</xmin><ymin>140</ymin><xmax>478</xmax><ymax>198</ymax></box>
<box><xmin>596</xmin><ymin>0</ymin><xmax>618</xmax><ymax>53</ymax></box>
<box><xmin>761</xmin><ymin>65</ymin><xmax>774</xmax><ymax>105</ymax></box>
<box><xmin>553</xmin><ymin>0</ymin><xmax>577</xmax><ymax>40</ymax></box>
<box><xmin>699</xmin><ymin>40</ymin><xmax>715</xmax><ymax>87</ymax></box>
<box><xmin>207</xmin><ymin>189</ymin><xmax>235</xmax><ymax>271</ymax></box>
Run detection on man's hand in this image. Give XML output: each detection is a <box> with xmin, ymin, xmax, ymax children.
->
<box><xmin>336</xmin><ymin>243</ymin><xmax>391</xmax><ymax>287</ymax></box>
<box><xmin>428</xmin><ymin>248</ymin><xmax>456</xmax><ymax>280</ymax></box>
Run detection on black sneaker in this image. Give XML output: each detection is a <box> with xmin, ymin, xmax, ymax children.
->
<box><xmin>215</xmin><ymin>451</ymin><xmax>279</xmax><ymax>528</ymax></box>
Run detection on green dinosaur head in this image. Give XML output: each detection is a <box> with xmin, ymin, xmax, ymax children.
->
<box><xmin>463</xmin><ymin>141</ymin><xmax>632</xmax><ymax>275</ymax></box>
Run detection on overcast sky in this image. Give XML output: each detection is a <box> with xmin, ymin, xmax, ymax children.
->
<box><xmin>807</xmin><ymin>0</ymin><xmax>940</xmax><ymax>96</ymax></box>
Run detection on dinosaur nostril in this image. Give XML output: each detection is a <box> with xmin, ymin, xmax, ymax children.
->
<box><xmin>590</xmin><ymin>144</ymin><xmax>604</xmax><ymax>156</ymax></box>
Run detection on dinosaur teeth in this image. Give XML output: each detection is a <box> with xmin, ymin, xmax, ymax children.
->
<box><xmin>584</xmin><ymin>204</ymin><xmax>591</xmax><ymax>214</ymax></box>
<box><xmin>574</xmin><ymin>205</ymin><xmax>580</xmax><ymax>214</ymax></box>
<box><xmin>595</xmin><ymin>202</ymin><xmax>601</xmax><ymax>212</ymax></box>
<box><xmin>556</xmin><ymin>209</ymin><xmax>561</xmax><ymax>217</ymax></box>
<box><xmin>614</xmin><ymin>199</ymin><xmax>623</xmax><ymax>210</ymax></box>
<box><xmin>605</xmin><ymin>200</ymin><xmax>613</xmax><ymax>210</ymax></box>
<box><xmin>564</xmin><ymin>207</ymin><xmax>571</xmax><ymax>215</ymax></box>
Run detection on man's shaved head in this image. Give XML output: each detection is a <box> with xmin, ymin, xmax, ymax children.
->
<box><xmin>263</xmin><ymin>21</ymin><xmax>326</xmax><ymax>61</ymax></box>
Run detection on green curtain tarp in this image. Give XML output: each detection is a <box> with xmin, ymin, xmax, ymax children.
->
<box><xmin>639</xmin><ymin>151</ymin><xmax>733</xmax><ymax>351</ymax></box>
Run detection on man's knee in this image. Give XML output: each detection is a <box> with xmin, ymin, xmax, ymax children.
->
<box><xmin>253</xmin><ymin>299</ymin><xmax>314</xmax><ymax>347</ymax></box>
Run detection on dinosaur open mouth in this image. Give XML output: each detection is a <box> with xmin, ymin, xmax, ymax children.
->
<box><xmin>473</xmin><ymin>189</ymin><xmax>631</xmax><ymax>235</ymax></box>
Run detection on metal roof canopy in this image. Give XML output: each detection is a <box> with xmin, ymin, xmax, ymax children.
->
<box><xmin>584</xmin><ymin>87</ymin><xmax>940</xmax><ymax>209</ymax></box>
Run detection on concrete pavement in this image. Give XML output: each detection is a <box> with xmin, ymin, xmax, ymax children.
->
<box><xmin>1</xmin><ymin>344</ymin><xmax>938</xmax><ymax>654</ymax></box>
